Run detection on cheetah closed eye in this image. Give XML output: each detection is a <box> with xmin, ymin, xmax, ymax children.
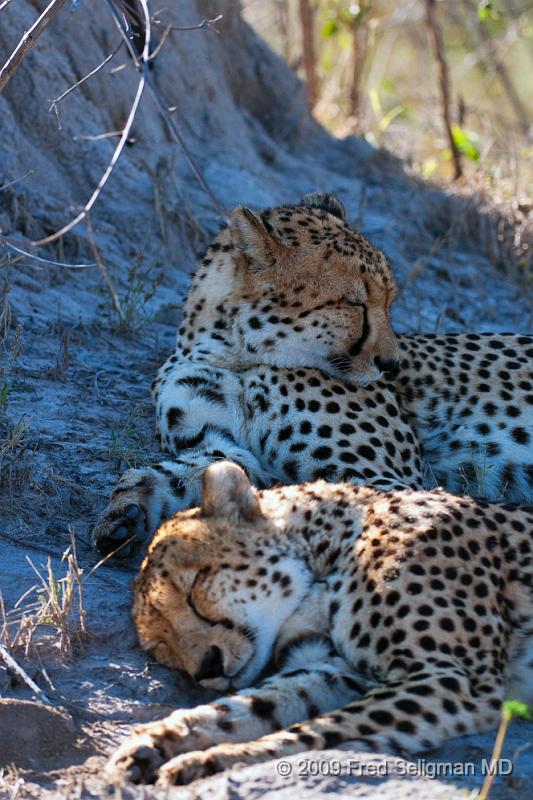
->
<box><xmin>108</xmin><ymin>461</ymin><xmax>533</xmax><ymax>786</ymax></box>
<box><xmin>92</xmin><ymin>192</ymin><xmax>533</xmax><ymax>558</ymax></box>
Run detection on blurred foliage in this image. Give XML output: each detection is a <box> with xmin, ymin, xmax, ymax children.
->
<box><xmin>243</xmin><ymin>0</ymin><xmax>533</xmax><ymax>199</ymax></box>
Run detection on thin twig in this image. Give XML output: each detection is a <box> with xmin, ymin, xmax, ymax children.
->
<box><xmin>5</xmin><ymin>0</ymin><xmax>148</xmax><ymax>255</ymax></box>
<box><xmin>25</xmin><ymin>5</ymin><xmax>150</xmax><ymax>250</ymax></box>
<box><xmin>0</xmin><ymin>0</ymin><xmax>13</xmax><ymax>12</ymax></box>
<box><xmin>110</xmin><ymin>62</ymin><xmax>128</xmax><ymax>75</ymax></box>
<box><xmin>86</xmin><ymin>214</ymin><xmax>125</xmax><ymax>320</ymax></box>
<box><xmin>0</xmin><ymin>237</ymin><xmax>96</xmax><ymax>268</ymax></box>
<box><xmin>151</xmin><ymin>14</ymin><xmax>222</xmax><ymax>33</ymax></box>
<box><xmin>0</xmin><ymin>170</ymin><xmax>34</xmax><ymax>193</ymax></box>
<box><xmin>463</xmin><ymin>0</ymin><xmax>530</xmax><ymax>139</ymax></box>
<box><xmin>148</xmin><ymin>24</ymin><xmax>172</xmax><ymax>60</ymax></box>
<box><xmin>48</xmin><ymin>40</ymin><xmax>124</xmax><ymax>129</ymax></box>
<box><xmin>0</xmin><ymin>643</ymin><xmax>52</xmax><ymax>704</ymax></box>
<box><xmin>0</xmin><ymin>0</ymin><xmax>67</xmax><ymax>95</ymax></box>
<box><xmin>105</xmin><ymin>0</ymin><xmax>230</xmax><ymax>223</ymax></box>
<box><xmin>84</xmin><ymin>535</ymin><xmax>137</xmax><ymax>579</ymax></box>
<box><xmin>73</xmin><ymin>130</ymin><xmax>126</xmax><ymax>141</ymax></box>
<box><xmin>425</xmin><ymin>0</ymin><xmax>462</xmax><ymax>180</ymax></box>
<box><xmin>478</xmin><ymin>714</ymin><xmax>509</xmax><ymax>800</ymax></box>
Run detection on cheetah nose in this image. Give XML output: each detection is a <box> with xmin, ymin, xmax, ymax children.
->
<box><xmin>194</xmin><ymin>646</ymin><xmax>224</xmax><ymax>682</ymax></box>
<box><xmin>374</xmin><ymin>356</ymin><xmax>400</xmax><ymax>375</ymax></box>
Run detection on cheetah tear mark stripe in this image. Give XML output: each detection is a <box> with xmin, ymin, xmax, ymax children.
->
<box><xmin>348</xmin><ymin>305</ymin><xmax>370</xmax><ymax>358</ymax></box>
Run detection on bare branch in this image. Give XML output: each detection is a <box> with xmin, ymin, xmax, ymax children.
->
<box><xmin>462</xmin><ymin>0</ymin><xmax>530</xmax><ymax>140</ymax></box>
<box><xmin>105</xmin><ymin>0</ymin><xmax>230</xmax><ymax>223</ymax></box>
<box><xmin>147</xmin><ymin>14</ymin><xmax>223</xmax><ymax>61</ymax></box>
<box><xmin>0</xmin><ymin>170</ymin><xmax>34</xmax><ymax>193</ymax></box>
<box><xmin>298</xmin><ymin>0</ymin><xmax>318</xmax><ymax>109</ymax></box>
<box><xmin>151</xmin><ymin>14</ymin><xmax>223</xmax><ymax>33</ymax></box>
<box><xmin>3</xmin><ymin>0</ymin><xmax>226</xmax><ymax>258</ymax></box>
<box><xmin>148</xmin><ymin>24</ymin><xmax>172</xmax><ymax>60</ymax></box>
<box><xmin>73</xmin><ymin>130</ymin><xmax>130</xmax><ymax>141</ymax></box>
<box><xmin>0</xmin><ymin>0</ymin><xmax>13</xmax><ymax>12</ymax></box>
<box><xmin>0</xmin><ymin>0</ymin><xmax>67</xmax><ymax>95</ymax></box>
<box><xmin>49</xmin><ymin>40</ymin><xmax>124</xmax><ymax>128</ymax></box>
<box><xmin>425</xmin><ymin>0</ymin><xmax>463</xmax><ymax>180</ymax></box>
<box><xmin>0</xmin><ymin>643</ymin><xmax>52</xmax><ymax>704</ymax></box>
<box><xmin>22</xmin><ymin>2</ymin><xmax>151</xmax><ymax>250</ymax></box>
<box><xmin>0</xmin><ymin>237</ymin><xmax>96</xmax><ymax>268</ymax></box>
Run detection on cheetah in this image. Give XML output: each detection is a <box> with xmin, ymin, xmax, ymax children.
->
<box><xmin>107</xmin><ymin>461</ymin><xmax>533</xmax><ymax>786</ymax></box>
<box><xmin>92</xmin><ymin>193</ymin><xmax>533</xmax><ymax>556</ymax></box>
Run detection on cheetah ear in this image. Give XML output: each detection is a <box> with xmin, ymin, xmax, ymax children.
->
<box><xmin>300</xmin><ymin>192</ymin><xmax>346</xmax><ymax>221</ymax></box>
<box><xmin>201</xmin><ymin>461</ymin><xmax>262</xmax><ymax>521</ymax></box>
<box><xmin>230</xmin><ymin>207</ymin><xmax>286</xmax><ymax>272</ymax></box>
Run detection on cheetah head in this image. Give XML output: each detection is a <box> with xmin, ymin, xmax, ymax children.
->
<box><xmin>133</xmin><ymin>462</ymin><xmax>312</xmax><ymax>691</ymax></box>
<box><xmin>191</xmin><ymin>193</ymin><xmax>399</xmax><ymax>383</ymax></box>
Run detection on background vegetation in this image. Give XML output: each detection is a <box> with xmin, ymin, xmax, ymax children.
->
<box><xmin>244</xmin><ymin>0</ymin><xmax>533</xmax><ymax>203</ymax></box>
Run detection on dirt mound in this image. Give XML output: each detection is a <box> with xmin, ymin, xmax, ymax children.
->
<box><xmin>0</xmin><ymin>700</ymin><xmax>75</xmax><ymax>771</ymax></box>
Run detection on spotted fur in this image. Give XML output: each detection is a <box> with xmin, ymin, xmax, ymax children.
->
<box><xmin>107</xmin><ymin>462</ymin><xmax>533</xmax><ymax>786</ymax></box>
<box><xmin>92</xmin><ymin>194</ymin><xmax>533</xmax><ymax>556</ymax></box>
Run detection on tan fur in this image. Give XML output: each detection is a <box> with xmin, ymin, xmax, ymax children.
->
<box><xmin>108</xmin><ymin>463</ymin><xmax>533</xmax><ymax>786</ymax></box>
<box><xmin>92</xmin><ymin>195</ymin><xmax>533</xmax><ymax>562</ymax></box>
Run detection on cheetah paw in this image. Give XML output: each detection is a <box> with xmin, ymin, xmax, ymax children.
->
<box><xmin>107</xmin><ymin>736</ymin><xmax>166</xmax><ymax>784</ymax></box>
<box><xmin>156</xmin><ymin>749</ymin><xmax>240</xmax><ymax>786</ymax></box>
<box><xmin>92</xmin><ymin>501</ymin><xmax>148</xmax><ymax>557</ymax></box>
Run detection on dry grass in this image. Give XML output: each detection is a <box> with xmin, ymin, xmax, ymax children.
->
<box><xmin>105</xmin><ymin>401</ymin><xmax>151</xmax><ymax>474</ymax></box>
<box><xmin>446</xmin><ymin>182</ymin><xmax>533</xmax><ymax>286</ymax></box>
<box><xmin>0</xmin><ymin>324</ymin><xmax>32</xmax><ymax>495</ymax></box>
<box><xmin>0</xmin><ymin>765</ymin><xmax>25</xmax><ymax>800</ymax></box>
<box><xmin>0</xmin><ymin>415</ymin><xmax>32</xmax><ymax>494</ymax></box>
<box><xmin>0</xmin><ymin>533</ymin><xmax>86</xmax><ymax>660</ymax></box>
<box><xmin>0</xmin><ymin>280</ymin><xmax>12</xmax><ymax>344</ymax></box>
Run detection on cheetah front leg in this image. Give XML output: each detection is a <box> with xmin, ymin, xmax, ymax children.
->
<box><xmin>92</xmin><ymin>361</ymin><xmax>271</xmax><ymax>556</ymax></box>
<box><xmin>107</xmin><ymin>653</ymin><xmax>372</xmax><ymax>784</ymax></box>
<box><xmin>150</xmin><ymin>669</ymin><xmax>503</xmax><ymax>786</ymax></box>
<box><xmin>92</xmin><ymin>441</ymin><xmax>269</xmax><ymax>557</ymax></box>
<box><xmin>91</xmin><ymin>456</ymin><xmax>203</xmax><ymax>557</ymax></box>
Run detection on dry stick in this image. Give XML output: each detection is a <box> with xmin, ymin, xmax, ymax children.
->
<box><xmin>0</xmin><ymin>0</ymin><xmax>67</xmax><ymax>95</ymax></box>
<box><xmin>0</xmin><ymin>3</ymin><xmax>149</xmax><ymax>259</ymax></box>
<box><xmin>5</xmin><ymin>1</ymin><xmax>226</xmax><ymax>262</ymax></box>
<box><xmin>17</xmin><ymin>5</ymin><xmax>150</xmax><ymax>251</ymax></box>
<box><xmin>49</xmin><ymin>40</ymin><xmax>124</xmax><ymax>128</ymax></box>
<box><xmin>0</xmin><ymin>237</ymin><xmax>96</xmax><ymax>268</ymax></box>
<box><xmin>151</xmin><ymin>14</ymin><xmax>222</xmax><ymax>33</ymax></box>
<box><xmin>148</xmin><ymin>24</ymin><xmax>172</xmax><ymax>61</ymax></box>
<box><xmin>105</xmin><ymin>0</ymin><xmax>230</xmax><ymax>223</ymax></box>
<box><xmin>0</xmin><ymin>170</ymin><xmax>34</xmax><ymax>193</ymax></box>
<box><xmin>274</xmin><ymin>0</ymin><xmax>291</xmax><ymax>64</ymax></box>
<box><xmin>425</xmin><ymin>0</ymin><xmax>463</xmax><ymax>180</ymax></box>
<box><xmin>298</xmin><ymin>0</ymin><xmax>318</xmax><ymax>109</ymax></box>
<box><xmin>0</xmin><ymin>643</ymin><xmax>52</xmax><ymax>704</ymax></box>
<box><xmin>478</xmin><ymin>713</ymin><xmax>509</xmax><ymax>800</ymax></box>
<box><xmin>447</xmin><ymin>1</ymin><xmax>530</xmax><ymax>140</ymax></box>
<box><xmin>73</xmin><ymin>130</ymin><xmax>126</xmax><ymax>141</ymax></box>
<box><xmin>86</xmin><ymin>214</ymin><xmax>125</xmax><ymax>320</ymax></box>
<box><xmin>465</xmin><ymin>0</ymin><xmax>530</xmax><ymax>139</ymax></box>
<box><xmin>348</xmin><ymin>11</ymin><xmax>369</xmax><ymax>120</ymax></box>
<box><xmin>149</xmin><ymin>12</ymin><xmax>222</xmax><ymax>63</ymax></box>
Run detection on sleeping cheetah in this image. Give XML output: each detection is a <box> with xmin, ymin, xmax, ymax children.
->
<box><xmin>108</xmin><ymin>461</ymin><xmax>533</xmax><ymax>786</ymax></box>
<box><xmin>92</xmin><ymin>193</ymin><xmax>533</xmax><ymax>556</ymax></box>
